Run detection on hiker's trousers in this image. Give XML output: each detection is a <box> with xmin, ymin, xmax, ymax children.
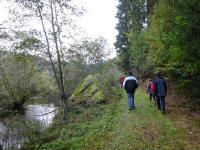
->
<box><xmin>127</xmin><ymin>93</ymin><xmax>135</xmax><ymax>109</ymax></box>
<box><xmin>156</xmin><ymin>96</ymin><xmax>166</xmax><ymax>112</ymax></box>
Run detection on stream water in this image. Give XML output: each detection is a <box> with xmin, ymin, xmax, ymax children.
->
<box><xmin>0</xmin><ymin>99</ymin><xmax>59</xmax><ymax>150</ymax></box>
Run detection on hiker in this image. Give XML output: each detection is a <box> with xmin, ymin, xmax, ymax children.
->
<box><xmin>146</xmin><ymin>79</ymin><xmax>156</xmax><ymax>102</ymax></box>
<box><xmin>119</xmin><ymin>74</ymin><xmax>125</xmax><ymax>88</ymax></box>
<box><xmin>123</xmin><ymin>72</ymin><xmax>138</xmax><ymax>110</ymax></box>
<box><xmin>154</xmin><ymin>73</ymin><xmax>167</xmax><ymax>114</ymax></box>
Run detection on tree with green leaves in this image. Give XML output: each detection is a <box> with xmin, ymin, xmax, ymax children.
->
<box><xmin>0</xmin><ymin>30</ymin><xmax>41</xmax><ymax>115</ymax></box>
<box><xmin>0</xmin><ymin>54</ymin><xmax>37</xmax><ymax>115</ymax></box>
<box><xmin>115</xmin><ymin>0</ymin><xmax>147</xmax><ymax>73</ymax></box>
<box><xmin>64</xmin><ymin>37</ymin><xmax>108</xmax><ymax>93</ymax></box>
<box><xmin>116</xmin><ymin>0</ymin><xmax>200</xmax><ymax>98</ymax></box>
<box><xmin>146</xmin><ymin>0</ymin><xmax>200</xmax><ymax>98</ymax></box>
<box><xmin>115</xmin><ymin>0</ymin><xmax>130</xmax><ymax>71</ymax></box>
<box><xmin>12</xmin><ymin>0</ymin><xmax>84</xmax><ymax>120</ymax></box>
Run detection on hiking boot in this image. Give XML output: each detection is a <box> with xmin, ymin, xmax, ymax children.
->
<box><xmin>128</xmin><ymin>107</ymin><xmax>135</xmax><ymax>111</ymax></box>
<box><xmin>128</xmin><ymin>108</ymin><xmax>133</xmax><ymax>111</ymax></box>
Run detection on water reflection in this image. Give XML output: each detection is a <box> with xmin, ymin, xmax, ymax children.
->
<box><xmin>0</xmin><ymin>103</ymin><xmax>58</xmax><ymax>150</ymax></box>
<box><xmin>0</xmin><ymin>121</ymin><xmax>24</xmax><ymax>150</ymax></box>
<box><xmin>25</xmin><ymin>104</ymin><xmax>58</xmax><ymax>128</ymax></box>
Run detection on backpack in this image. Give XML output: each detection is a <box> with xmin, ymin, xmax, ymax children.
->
<box><xmin>151</xmin><ymin>83</ymin><xmax>155</xmax><ymax>92</ymax></box>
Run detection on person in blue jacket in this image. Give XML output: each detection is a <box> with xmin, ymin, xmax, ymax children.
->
<box><xmin>154</xmin><ymin>73</ymin><xmax>167</xmax><ymax>114</ymax></box>
<box><xmin>123</xmin><ymin>72</ymin><xmax>138</xmax><ymax>110</ymax></box>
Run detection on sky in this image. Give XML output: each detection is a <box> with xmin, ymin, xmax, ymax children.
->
<box><xmin>0</xmin><ymin>1</ymin><xmax>9</xmax><ymax>21</ymax></box>
<box><xmin>0</xmin><ymin>0</ymin><xmax>119</xmax><ymax>57</ymax></box>
<box><xmin>77</xmin><ymin>0</ymin><xmax>118</xmax><ymax>57</ymax></box>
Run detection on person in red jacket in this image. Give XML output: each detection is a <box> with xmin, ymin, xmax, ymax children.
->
<box><xmin>119</xmin><ymin>75</ymin><xmax>125</xmax><ymax>88</ymax></box>
<box><xmin>146</xmin><ymin>79</ymin><xmax>156</xmax><ymax>103</ymax></box>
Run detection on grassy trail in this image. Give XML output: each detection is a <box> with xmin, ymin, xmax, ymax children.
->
<box><xmin>103</xmin><ymin>89</ymin><xmax>192</xmax><ymax>150</ymax></box>
<box><xmin>29</xmin><ymin>88</ymin><xmax>200</xmax><ymax>150</ymax></box>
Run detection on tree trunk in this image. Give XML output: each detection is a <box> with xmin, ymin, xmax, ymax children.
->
<box><xmin>50</xmin><ymin>0</ymin><xmax>68</xmax><ymax>120</ymax></box>
<box><xmin>36</xmin><ymin>0</ymin><xmax>61</xmax><ymax>93</ymax></box>
<box><xmin>36</xmin><ymin>0</ymin><xmax>68</xmax><ymax>120</ymax></box>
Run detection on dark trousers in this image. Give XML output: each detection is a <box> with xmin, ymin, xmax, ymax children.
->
<box><xmin>127</xmin><ymin>93</ymin><xmax>135</xmax><ymax>109</ymax></box>
<box><xmin>149</xmin><ymin>94</ymin><xmax>156</xmax><ymax>102</ymax></box>
<box><xmin>156</xmin><ymin>96</ymin><xmax>166</xmax><ymax>112</ymax></box>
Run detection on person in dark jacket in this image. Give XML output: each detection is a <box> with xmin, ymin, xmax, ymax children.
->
<box><xmin>123</xmin><ymin>72</ymin><xmax>138</xmax><ymax>110</ymax></box>
<box><xmin>154</xmin><ymin>73</ymin><xmax>167</xmax><ymax>113</ymax></box>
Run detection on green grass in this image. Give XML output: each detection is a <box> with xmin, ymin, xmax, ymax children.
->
<box><xmin>23</xmin><ymin>88</ymin><xmax>197</xmax><ymax>150</ymax></box>
<box><xmin>104</xmin><ymin>89</ymin><xmax>191</xmax><ymax>150</ymax></box>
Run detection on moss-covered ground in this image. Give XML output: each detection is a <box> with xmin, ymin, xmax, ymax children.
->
<box><xmin>22</xmin><ymin>88</ymin><xmax>200</xmax><ymax>150</ymax></box>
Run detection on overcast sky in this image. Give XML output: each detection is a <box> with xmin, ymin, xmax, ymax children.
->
<box><xmin>78</xmin><ymin>0</ymin><xmax>118</xmax><ymax>54</ymax></box>
<box><xmin>0</xmin><ymin>0</ymin><xmax>119</xmax><ymax>57</ymax></box>
<box><xmin>0</xmin><ymin>1</ymin><xmax>8</xmax><ymax>21</ymax></box>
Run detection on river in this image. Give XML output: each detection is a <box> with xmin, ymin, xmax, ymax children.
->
<box><xmin>0</xmin><ymin>98</ymin><xmax>59</xmax><ymax>150</ymax></box>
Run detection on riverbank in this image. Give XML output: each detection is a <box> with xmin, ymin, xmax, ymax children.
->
<box><xmin>21</xmin><ymin>88</ymin><xmax>200</xmax><ymax>150</ymax></box>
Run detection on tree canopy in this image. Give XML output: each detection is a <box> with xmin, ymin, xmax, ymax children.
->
<box><xmin>115</xmin><ymin>0</ymin><xmax>200</xmax><ymax>98</ymax></box>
